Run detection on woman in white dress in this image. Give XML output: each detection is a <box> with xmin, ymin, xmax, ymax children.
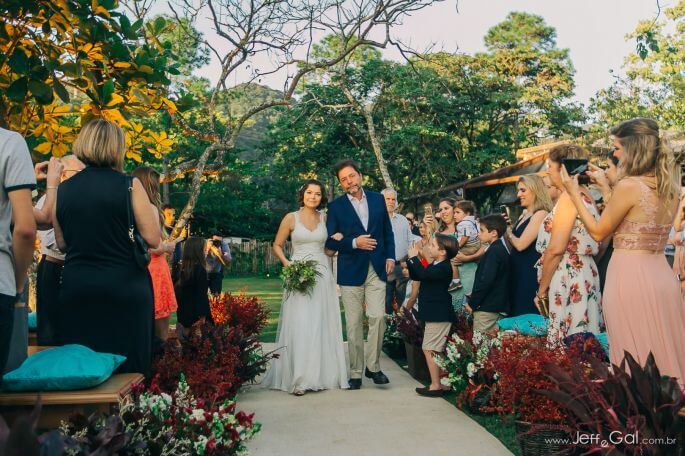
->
<box><xmin>262</xmin><ymin>179</ymin><xmax>349</xmax><ymax>396</ymax></box>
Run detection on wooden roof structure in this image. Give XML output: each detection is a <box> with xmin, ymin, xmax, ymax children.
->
<box><xmin>406</xmin><ymin>141</ymin><xmax>566</xmax><ymax>203</ymax></box>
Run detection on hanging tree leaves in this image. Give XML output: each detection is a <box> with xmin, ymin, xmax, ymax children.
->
<box><xmin>0</xmin><ymin>0</ymin><xmax>179</xmax><ymax>161</ymax></box>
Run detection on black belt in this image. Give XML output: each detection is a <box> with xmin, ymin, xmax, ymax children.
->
<box><xmin>42</xmin><ymin>254</ymin><xmax>64</xmax><ymax>266</ymax></box>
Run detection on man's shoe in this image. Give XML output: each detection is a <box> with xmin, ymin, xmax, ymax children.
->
<box><xmin>364</xmin><ymin>368</ymin><xmax>390</xmax><ymax>384</ymax></box>
<box><xmin>348</xmin><ymin>378</ymin><xmax>362</xmax><ymax>390</ymax></box>
<box><xmin>415</xmin><ymin>386</ymin><xmax>444</xmax><ymax>397</ymax></box>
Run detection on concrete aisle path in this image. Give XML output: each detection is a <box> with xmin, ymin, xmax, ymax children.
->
<box><xmin>238</xmin><ymin>343</ymin><xmax>512</xmax><ymax>456</ymax></box>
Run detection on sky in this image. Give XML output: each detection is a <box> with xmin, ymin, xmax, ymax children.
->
<box><xmin>169</xmin><ymin>0</ymin><xmax>662</xmax><ymax>106</ymax></box>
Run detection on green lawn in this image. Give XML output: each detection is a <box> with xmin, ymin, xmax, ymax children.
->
<box><xmin>221</xmin><ymin>275</ymin><xmax>284</xmax><ymax>342</ymax></box>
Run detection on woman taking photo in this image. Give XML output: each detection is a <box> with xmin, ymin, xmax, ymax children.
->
<box><xmin>506</xmin><ymin>175</ymin><xmax>552</xmax><ymax>316</ymax></box>
<box><xmin>534</xmin><ymin>143</ymin><xmax>603</xmax><ymax>346</ymax></box>
<box><xmin>561</xmin><ymin>118</ymin><xmax>685</xmax><ymax>382</ymax></box>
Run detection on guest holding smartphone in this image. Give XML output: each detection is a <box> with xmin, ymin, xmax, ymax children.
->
<box><xmin>505</xmin><ymin>175</ymin><xmax>552</xmax><ymax>316</ymax></box>
<box><xmin>534</xmin><ymin>144</ymin><xmax>603</xmax><ymax>347</ymax></box>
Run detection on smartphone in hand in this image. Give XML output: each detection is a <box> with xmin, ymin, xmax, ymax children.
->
<box><xmin>561</xmin><ymin>158</ymin><xmax>589</xmax><ymax>176</ymax></box>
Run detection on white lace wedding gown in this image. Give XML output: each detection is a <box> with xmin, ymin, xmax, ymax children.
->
<box><xmin>261</xmin><ymin>210</ymin><xmax>349</xmax><ymax>393</ymax></box>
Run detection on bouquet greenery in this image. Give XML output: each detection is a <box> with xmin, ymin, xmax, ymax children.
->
<box><xmin>435</xmin><ymin>331</ymin><xmax>501</xmax><ymax>394</ymax></box>
<box><xmin>280</xmin><ymin>259</ymin><xmax>321</xmax><ymax>297</ymax></box>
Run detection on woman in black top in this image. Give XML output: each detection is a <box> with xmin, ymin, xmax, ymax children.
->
<box><xmin>173</xmin><ymin>237</ymin><xmax>212</xmax><ymax>332</ymax></box>
<box><xmin>505</xmin><ymin>175</ymin><xmax>552</xmax><ymax>316</ymax></box>
<box><xmin>53</xmin><ymin>120</ymin><xmax>161</xmax><ymax>377</ymax></box>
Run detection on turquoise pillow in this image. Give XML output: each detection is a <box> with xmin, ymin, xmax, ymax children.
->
<box><xmin>28</xmin><ymin>311</ymin><xmax>37</xmax><ymax>331</ymax></box>
<box><xmin>595</xmin><ymin>332</ymin><xmax>610</xmax><ymax>357</ymax></box>
<box><xmin>2</xmin><ymin>345</ymin><xmax>126</xmax><ymax>391</ymax></box>
<box><xmin>498</xmin><ymin>314</ymin><xmax>548</xmax><ymax>336</ymax></box>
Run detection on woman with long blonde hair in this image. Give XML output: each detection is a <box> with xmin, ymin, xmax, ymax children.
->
<box><xmin>561</xmin><ymin>118</ymin><xmax>685</xmax><ymax>383</ymax></box>
<box><xmin>506</xmin><ymin>174</ymin><xmax>552</xmax><ymax>316</ymax></box>
<box><xmin>131</xmin><ymin>167</ymin><xmax>179</xmax><ymax>341</ymax></box>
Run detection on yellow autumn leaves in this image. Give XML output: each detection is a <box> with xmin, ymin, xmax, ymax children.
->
<box><xmin>2</xmin><ymin>0</ymin><xmax>178</xmax><ymax>162</ymax></box>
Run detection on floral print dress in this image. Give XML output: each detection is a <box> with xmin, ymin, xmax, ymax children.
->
<box><xmin>535</xmin><ymin>194</ymin><xmax>604</xmax><ymax>346</ymax></box>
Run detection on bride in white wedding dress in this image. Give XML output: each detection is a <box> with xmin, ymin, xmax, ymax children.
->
<box><xmin>261</xmin><ymin>179</ymin><xmax>349</xmax><ymax>395</ymax></box>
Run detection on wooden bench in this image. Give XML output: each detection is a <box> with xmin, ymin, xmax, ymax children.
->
<box><xmin>0</xmin><ymin>372</ymin><xmax>143</xmax><ymax>428</ymax></box>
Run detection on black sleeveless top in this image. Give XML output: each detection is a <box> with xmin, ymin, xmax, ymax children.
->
<box><xmin>509</xmin><ymin>216</ymin><xmax>541</xmax><ymax>316</ymax></box>
<box><xmin>56</xmin><ymin>167</ymin><xmax>153</xmax><ymax>377</ymax></box>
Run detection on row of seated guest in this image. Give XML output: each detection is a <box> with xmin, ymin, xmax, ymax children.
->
<box><xmin>47</xmin><ymin>119</ymin><xmax>214</xmax><ymax>378</ymax></box>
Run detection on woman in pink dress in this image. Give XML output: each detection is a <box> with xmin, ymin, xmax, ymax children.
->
<box><xmin>132</xmin><ymin>167</ymin><xmax>179</xmax><ymax>341</ymax></box>
<box><xmin>561</xmin><ymin>118</ymin><xmax>685</xmax><ymax>384</ymax></box>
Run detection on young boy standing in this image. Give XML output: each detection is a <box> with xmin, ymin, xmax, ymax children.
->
<box><xmin>406</xmin><ymin>234</ymin><xmax>459</xmax><ymax>397</ymax></box>
<box><xmin>466</xmin><ymin>215</ymin><xmax>511</xmax><ymax>334</ymax></box>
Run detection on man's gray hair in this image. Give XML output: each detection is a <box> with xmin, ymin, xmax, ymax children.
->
<box><xmin>381</xmin><ymin>188</ymin><xmax>397</xmax><ymax>198</ymax></box>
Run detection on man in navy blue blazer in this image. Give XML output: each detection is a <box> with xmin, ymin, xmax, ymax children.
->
<box><xmin>325</xmin><ymin>159</ymin><xmax>395</xmax><ymax>389</ymax></box>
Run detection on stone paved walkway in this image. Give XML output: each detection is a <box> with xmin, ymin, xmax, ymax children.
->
<box><xmin>238</xmin><ymin>343</ymin><xmax>512</xmax><ymax>456</ymax></box>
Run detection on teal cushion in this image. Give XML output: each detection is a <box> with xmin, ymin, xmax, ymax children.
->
<box><xmin>28</xmin><ymin>312</ymin><xmax>37</xmax><ymax>331</ymax></box>
<box><xmin>596</xmin><ymin>332</ymin><xmax>610</xmax><ymax>357</ymax></box>
<box><xmin>2</xmin><ymin>345</ymin><xmax>126</xmax><ymax>391</ymax></box>
<box><xmin>498</xmin><ymin>314</ymin><xmax>548</xmax><ymax>336</ymax></box>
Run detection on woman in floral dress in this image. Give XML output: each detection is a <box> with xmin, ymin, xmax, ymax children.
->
<box><xmin>535</xmin><ymin>144</ymin><xmax>603</xmax><ymax>346</ymax></box>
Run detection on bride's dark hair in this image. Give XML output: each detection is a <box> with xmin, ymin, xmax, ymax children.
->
<box><xmin>297</xmin><ymin>179</ymin><xmax>328</xmax><ymax>209</ymax></box>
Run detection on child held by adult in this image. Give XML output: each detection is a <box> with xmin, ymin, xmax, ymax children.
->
<box><xmin>405</xmin><ymin>234</ymin><xmax>459</xmax><ymax>397</ymax></box>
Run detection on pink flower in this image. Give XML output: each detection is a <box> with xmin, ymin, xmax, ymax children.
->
<box><xmin>569</xmin><ymin>283</ymin><xmax>582</xmax><ymax>303</ymax></box>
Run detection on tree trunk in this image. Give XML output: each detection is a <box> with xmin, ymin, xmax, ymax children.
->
<box><xmin>171</xmin><ymin>142</ymin><xmax>228</xmax><ymax>239</ymax></box>
<box><xmin>361</xmin><ymin>103</ymin><xmax>394</xmax><ymax>190</ymax></box>
<box><xmin>161</xmin><ymin>157</ymin><xmax>170</xmax><ymax>204</ymax></box>
<box><xmin>341</xmin><ymin>84</ymin><xmax>394</xmax><ymax>189</ymax></box>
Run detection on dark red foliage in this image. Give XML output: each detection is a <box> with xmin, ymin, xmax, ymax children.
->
<box><xmin>395</xmin><ymin>308</ymin><xmax>423</xmax><ymax>346</ymax></box>
<box><xmin>152</xmin><ymin>319</ymin><xmax>242</xmax><ymax>404</ymax></box>
<box><xmin>538</xmin><ymin>352</ymin><xmax>685</xmax><ymax>455</ymax></box>
<box><xmin>483</xmin><ymin>336</ymin><xmax>572</xmax><ymax>424</ymax></box>
<box><xmin>209</xmin><ymin>293</ymin><xmax>270</xmax><ymax>337</ymax></box>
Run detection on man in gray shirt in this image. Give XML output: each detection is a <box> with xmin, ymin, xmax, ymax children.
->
<box><xmin>382</xmin><ymin>188</ymin><xmax>418</xmax><ymax>314</ymax></box>
<box><xmin>0</xmin><ymin>127</ymin><xmax>37</xmax><ymax>377</ymax></box>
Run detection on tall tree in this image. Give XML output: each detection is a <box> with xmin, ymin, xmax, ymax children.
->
<box><xmin>482</xmin><ymin>11</ymin><xmax>584</xmax><ymax>144</ymax></box>
<box><xmin>590</xmin><ymin>0</ymin><xmax>685</xmax><ymax>132</ymax></box>
<box><xmin>163</xmin><ymin>0</ymin><xmax>445</xmax><ymax>237</ymax></box>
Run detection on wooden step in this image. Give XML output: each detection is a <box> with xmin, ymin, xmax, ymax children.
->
<box><xmin>0</xmin><ymin>373</ymin><xmax>143</xmax><ymax>428</ymax></box>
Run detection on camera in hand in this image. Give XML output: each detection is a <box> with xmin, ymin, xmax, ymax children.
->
<box><xmin>212</xmin><ymin>239</ymin><xmax>222</xmax><ymax>247</ymax></box>
<box><xmin>562</xmin><ymin>158</ymin><xmax>590</xmax><ymax>184</ymax></box>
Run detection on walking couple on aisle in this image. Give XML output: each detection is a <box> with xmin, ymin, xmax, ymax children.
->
<box><xmin>262</xmin><ymin>159</ymin><xmax>396</xmax><ymax>395</ymax></box>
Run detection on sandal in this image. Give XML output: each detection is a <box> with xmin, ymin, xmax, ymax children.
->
<box><xmin>293</xmin><ymin>388</ymin><xmax>306</xmax><ymax>396</ymax></box>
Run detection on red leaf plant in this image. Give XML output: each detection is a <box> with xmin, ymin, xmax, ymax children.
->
<box><xmin>482</xmin><ymin>335</ymin><xmax>572</xmax><ymax>425</ymax></box>
<box><xmin>152</xmin><ymin>319</ymin><xmax>242</xmax><ymax>404</ymax></box>
<box><xmin>210</xmin><ymin>292</ymin><xmax>270</xmax><ymax>337</ymax></box>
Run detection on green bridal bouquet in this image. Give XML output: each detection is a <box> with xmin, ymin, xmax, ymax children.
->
<box><xmin>281</xmin><ymin>259</ymin><xmax>321</xmax><ymax>297</ymax></box>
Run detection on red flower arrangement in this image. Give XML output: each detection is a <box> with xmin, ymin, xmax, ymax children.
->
<box><xmin>483</xmin><ymin>335</ymin><xmax>571</xmax><ymax>424</ymax></box>
<box><xmin>210</xmin><ymin>292</ymin><xmax>270</xmax><ymax>337</ymax></box>
<box><xmin>152</xmin><ymin>319</ymin><xmax>277</xmax><ymax>405</ymax></box>
<box><xmin>152</xmin><ymin>320</ymin><xmax>242</xmax><ymax>404</ymax></box>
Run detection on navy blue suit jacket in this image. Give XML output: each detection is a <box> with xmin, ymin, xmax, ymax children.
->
<box><xmin>325</xmin><ymin>191</ymin><xmax>395</xmax><ymax>286</ymax></box>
